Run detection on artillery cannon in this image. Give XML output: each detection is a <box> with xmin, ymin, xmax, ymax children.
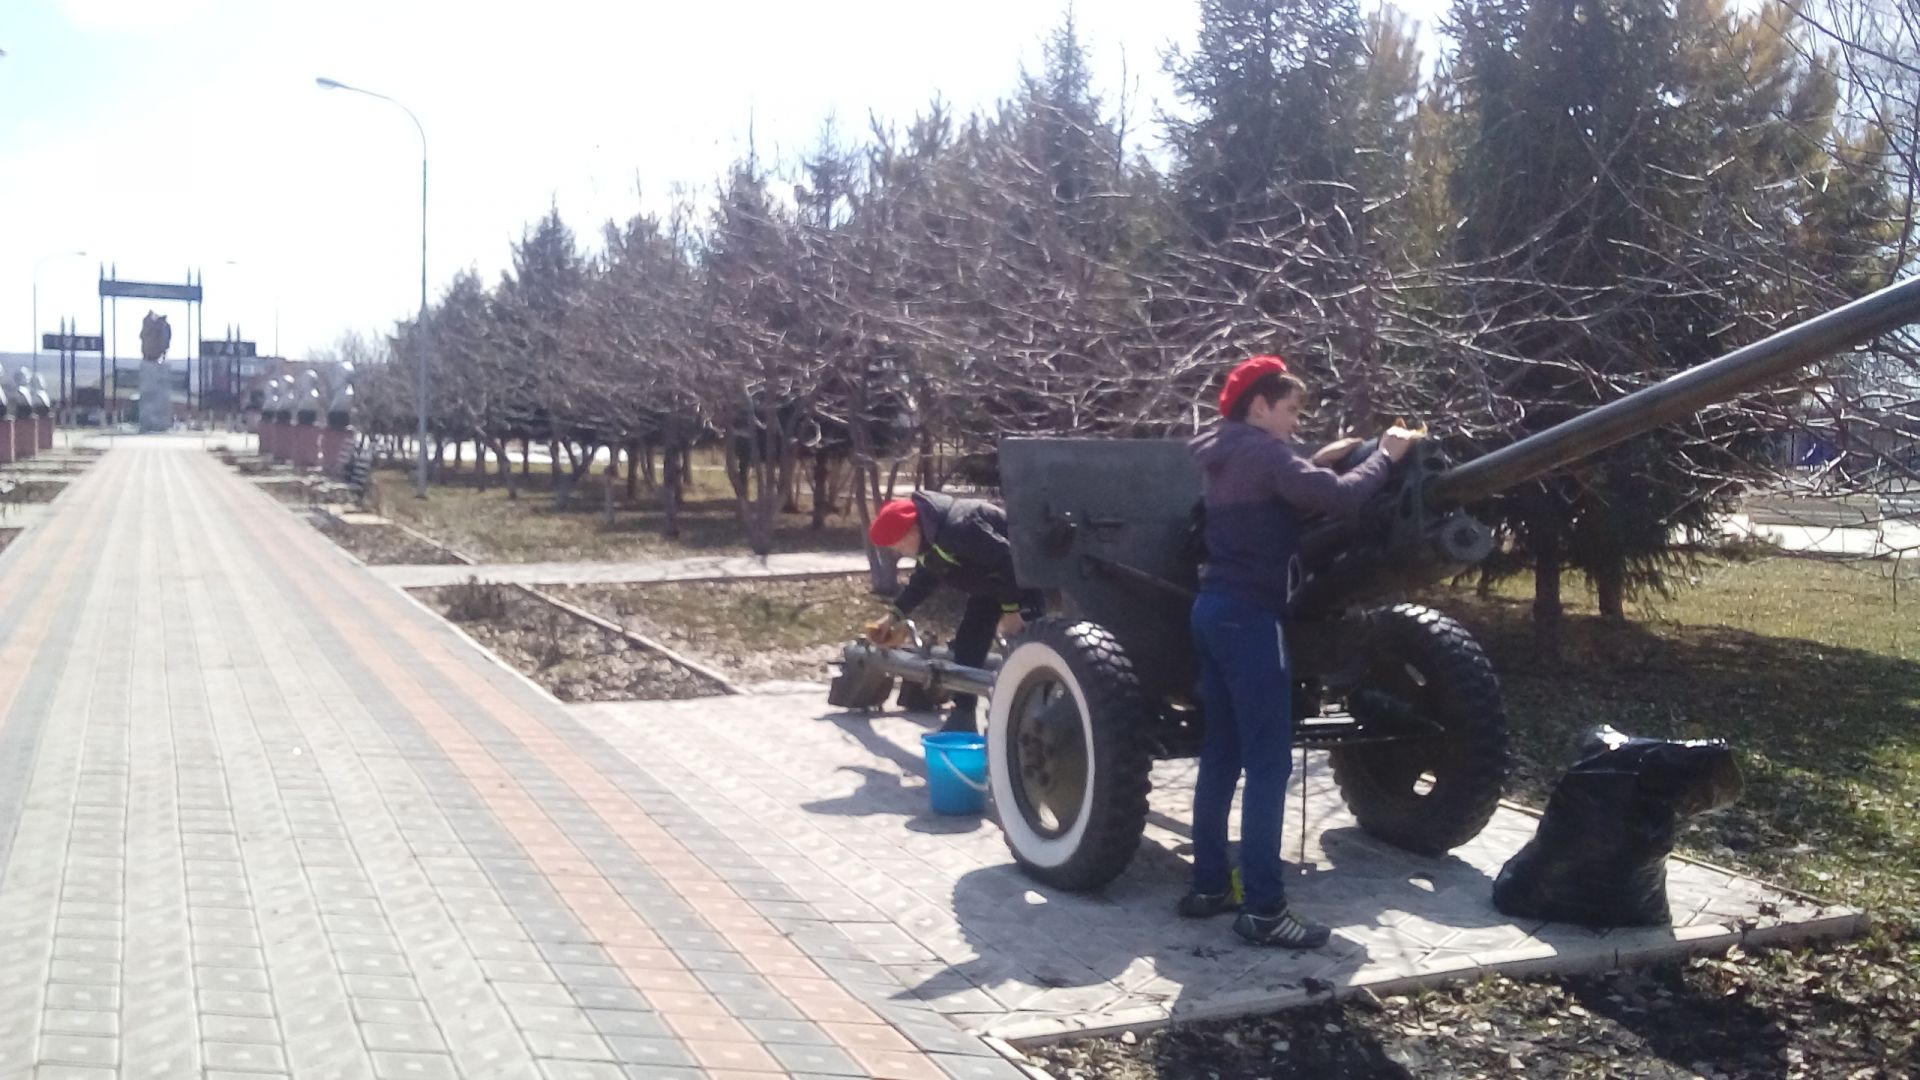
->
<box><xmin>831</xmin><ymin>277</ymin><xmax>1920</xmax><ymax>891</ymax></box>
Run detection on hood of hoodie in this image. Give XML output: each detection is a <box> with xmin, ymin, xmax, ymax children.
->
<box><xmin>909</xmin><ymin>489</ymin><xmax>957</xmax><ymax>545</ymax></box>
<box><xmin>1190</xmin><ymin>420</ymin><xmax>1275</xmax><ymax>471</ymax></box>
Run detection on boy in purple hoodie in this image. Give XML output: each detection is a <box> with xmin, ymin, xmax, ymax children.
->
<box><xmin>1183</xmin><ymin>355</ymin><xmax>1420</xmax><ymax>947</ymax></box>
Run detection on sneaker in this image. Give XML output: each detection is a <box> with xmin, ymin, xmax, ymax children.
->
<box><xmin>1233</xmin><ymin>907</ymin><xmax>1332</xmax><ymax>949</ymax></box>
<box><xmin>1176</xmin><ymin>890</ymin><xmax>1237</xmax><ymax>919</ymax></box>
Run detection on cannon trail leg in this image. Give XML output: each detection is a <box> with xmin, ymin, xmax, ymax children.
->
<box><xmin>827</xmin><ymin>651</ymin><xmax>897</xmax><ymax>710</ymax></box>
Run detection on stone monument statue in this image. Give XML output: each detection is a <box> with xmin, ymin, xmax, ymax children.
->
<box><xmin>5</xmin><ymin>369</ymin><xmax>35</xmax><ymax>460</ymax></box>
<box><xmin>258</xmin><ymin>377</ymin><xmax>283</xmax><ymax>459</ymax></box>
<box><xmin>0</xmin><ymin>370</ymin><xmax>23</xmax><ymax>418</ymax></box>
<box><xmin>294</xmin><ymin>369</ymin><xmax>323</xmax><ymax>425</ymax></box>
<box><xmin>138</xmin><ymin>311</ymin><xmax>175</xmax><ymax>432</ymax></box>
<box><xmin>326</xmin><ymin>362</ymin><xmax>357</xmax><ymax>430</ymax></box>
<box><xmin>28</xmin><ymin>372</ymin><xmax>51</xmax><ymax>415</ymax></box>
<box><xmin>0</xmin><ymin>370</ymin><xmax>17</xmax><ymax>466</ymax></box>
<box><xmin>320</xmin><ymin>362</ymin><xmax>358</xmax><ymax>475</ymax></box>
<box><xmin>140</xmin><ymin>312</ymin><xmax>172</xmax><ymax>362</ymax></box>
<box><xmin>28</xmin><ymin>371</ymin><xmax>54</xmax><ymax>452</ymax></box>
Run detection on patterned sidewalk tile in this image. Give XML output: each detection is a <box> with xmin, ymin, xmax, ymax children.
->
<box><xmin>0</xmin><ymin>438</ymin><xmax>1010</xmax><ymax>1078</ymax></box>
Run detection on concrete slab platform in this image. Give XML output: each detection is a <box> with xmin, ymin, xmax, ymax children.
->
<box><xmin>1723</xmin><ymin>512</ymin><xmax>1920</xmax><ymax>559</ymax></box>
<box><xmin>579</xmin><ymin>693</ymin><xmax>1863</xmax><ymax>1044</ymax></box>
<box><xmin>373</xmin><ymin>551</ymin><xmax>883</xmax><ymax>589</ymax></box>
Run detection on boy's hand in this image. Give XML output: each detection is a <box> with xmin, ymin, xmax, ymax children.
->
<box><xmin>996</xmin><ymin>611</ymin><xmax>1026</xmax><ymax>639</ymax></box>
<box><xmin>1311</xmin><ymin>436</ymin><xmax>1364</xmax><ymax>466</ymax></box>
<box><xmin>866</xmin><ymin>615</ymin><xmax>911</xmax><ymax>647</ymax></box>
<box><xmin>1381</xmin><ymin>425</ymin><xmax>1425</xmax><ymax>462</ymax></box>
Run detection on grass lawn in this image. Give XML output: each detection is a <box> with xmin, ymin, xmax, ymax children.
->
<box><xmin>1435</xmin><ymin>556</ymin><xmax>1917</xmax><ymax>914</ymax></box>
<box><xmin>371</xmin><ymin>462</ymin><xmax>867</xmax><ymax>562</ymax></box>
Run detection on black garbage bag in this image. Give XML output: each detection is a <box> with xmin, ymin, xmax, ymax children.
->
<box><xmin>1493</xmin><ymin>725</ymin><xmax>1743</xmax><ymax>927</ymax></box>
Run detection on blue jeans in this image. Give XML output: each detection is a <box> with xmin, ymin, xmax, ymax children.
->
<box><xmin>1190</xmin><ymin>590</ymin><xmax>1294</xmax><ymax>914</ymax></box>
<box><xmin>944</xmin><ymin>594</ymin><xmax>1001</xmax><ymax>728</ymax></box>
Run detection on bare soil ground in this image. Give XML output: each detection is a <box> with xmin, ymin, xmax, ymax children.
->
<box><xmin>254</xmin><ymin>478</ymin><xmax>316</xmax><ymax>506</ymax></box>
<box><xmin>1037</xmin><ymin>944</ymin><xmax>1915</xmax><ymax>1079</ymax></box>
<box><xmin>315</xmin><ymin>519</ymin><xmax>464</xmax><ymax>566</ymax></box>
<box><xmin>412</xmin><ymin>580</ymin><xmax>725</xmax><ymax>702</ymax></box>
<box><xmin>375</xmin><ymin>463</ymin><xmax>871</xmax><ymax>563</ymax></box>
<box><xmin>222</xmin><ymin>453</ymin><xmax>279</xmax><ymax>476</ymax></box>
<box><xmin>554</xmin><ymin>575</ymin><xmax>970</xmax><ymax>686</ymax></box>
<box><xmin>0</xmin><ymin>480</ymin><xmax>67</xmax><ymax>504</ymax></box>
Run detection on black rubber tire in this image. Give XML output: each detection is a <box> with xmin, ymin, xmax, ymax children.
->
<box><xmin>987</xmin><ymin>618</ymin><xmax>1155</xmax><ymax>892</ymax></box>
<box><xmin>1329</xmin><ymin>603</ymin><xmax>1510</xmax><ymax>855</ymax></box>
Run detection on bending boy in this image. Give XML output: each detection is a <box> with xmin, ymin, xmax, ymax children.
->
<box><xmin>868</xmin><ymin>491</ymin><xmax>1044</xmax><ymax>734</ymax></box>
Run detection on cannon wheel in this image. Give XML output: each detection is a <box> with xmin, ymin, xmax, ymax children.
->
<box><xmin>1330</xmin><ymin>604</ymin><xmax>1510</xmax><ymax>855</ymax></box>
<box><xmin>987</xmin><ymin>618</ymin><xmax>1154</xmax><ymax>892</ymax></box>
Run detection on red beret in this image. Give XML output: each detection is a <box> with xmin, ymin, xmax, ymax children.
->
<box><xmin>1218</xmin><ymin>355</ymin><xmax>1290</xmax><ymax>416</ymax></box>
<box><xmin>869</xmin><ymin>498</ymin><xmax>919</xmax><ymax>548</ymax></box>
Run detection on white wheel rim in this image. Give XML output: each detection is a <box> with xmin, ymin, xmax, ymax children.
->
<box><xmin>988</xmin><ymin>640</ymin><xmax>1096</xmax><ymax>869</ymax></box>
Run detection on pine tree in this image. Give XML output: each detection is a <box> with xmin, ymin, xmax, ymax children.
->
<box><xmin>1162</xmin><ymin>0</ymin><xmax>1423</xmax><ymax>421</ymax></box>
<box><xmin>1442</xmin><ymin>0</ymin><xmax>1899</xmax><ymax>637</ymax></box>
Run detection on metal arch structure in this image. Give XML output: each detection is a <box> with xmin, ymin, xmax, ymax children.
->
<box><xmin>98</xmin><ymin>266</ymin><xmax>204</xmax><ymax>422</ymax></box>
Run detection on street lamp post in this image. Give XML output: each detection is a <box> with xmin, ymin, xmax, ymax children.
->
<box><xmin>31</xmin><ymin>251</ymin><xmax>87</xmax><ymax>417</ymax></box>
<box><xmin>32</xmin><ymin>249</ymin><xmax>88</xmax><ymax>384</ymax></box>
<box><xmin>316</xmin><ymin>76</ymin><xmax>430</xmax><ymax>499</ymax></box>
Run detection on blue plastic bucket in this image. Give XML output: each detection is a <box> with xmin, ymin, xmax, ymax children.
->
<box><xmin>921</xmin><ymin>732</ymin><xmax>989</xmax><ymax>815</ymax></box>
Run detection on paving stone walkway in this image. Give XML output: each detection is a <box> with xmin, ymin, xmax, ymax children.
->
<box><xmin>578</xmin><ymin>697</ymin><xmax>1864</xmax><ymax>1044</ymax></box>
<box><xmin>0</xmin><ymin>439</ymin><xmax>1021</xmax><ymax>1079</ymax></box>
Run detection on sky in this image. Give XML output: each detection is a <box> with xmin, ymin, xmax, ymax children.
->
<box><xmin>1</xmin><ymin>0</ymin><xmax>1449</xmax><ymax>365</ymax></box>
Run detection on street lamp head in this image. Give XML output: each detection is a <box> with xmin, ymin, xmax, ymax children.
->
<box><xmin>315</xmin><ymin>76</ymin><xmax>346</xmax><ymax>90</ymax></box>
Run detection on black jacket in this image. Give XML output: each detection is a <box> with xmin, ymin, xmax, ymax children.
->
<box><xmin>890</xmin><ymin>490</ymin><xmax>1045</xmax><ymax>617</ymax></box>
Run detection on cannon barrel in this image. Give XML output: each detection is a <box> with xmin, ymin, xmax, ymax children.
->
<box><xmin>1430</xmin><ymin>276</ymin><xmax>1920</xmax><ymax>508</ymax></box>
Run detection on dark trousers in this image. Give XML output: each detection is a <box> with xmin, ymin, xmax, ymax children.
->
<box><xmin>1190</xmin><ymin>590</ymin><xmax>1294</xmax><ymax>914</ymax></box>
<box><xmin>946</xmin><ymin>594</ymin><xmax>1002</xmax><ymax>727</ymax></box>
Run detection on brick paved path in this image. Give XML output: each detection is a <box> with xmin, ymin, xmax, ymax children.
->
<box><xmin>0</xmin><ymin>441</ymin><xmax>1019</xmax><ymax>1079</ymax></box>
